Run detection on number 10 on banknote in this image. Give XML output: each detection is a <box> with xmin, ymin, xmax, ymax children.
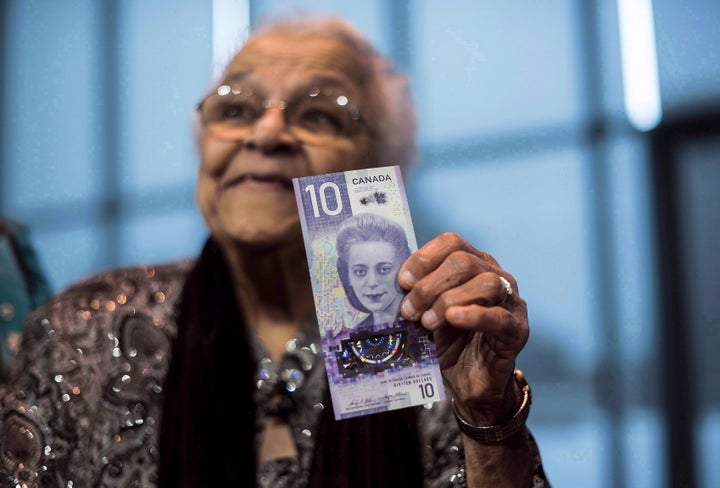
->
<box><xmin>293</xmin><ymin>165</ymin><xmax>446</xmax><ymax>420</ymax></box>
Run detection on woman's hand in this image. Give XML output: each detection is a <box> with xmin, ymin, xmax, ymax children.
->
<box><xmin>398</xmin><ymin>232</ymin><xmax>529</xmax><ymax>425</ymax></box>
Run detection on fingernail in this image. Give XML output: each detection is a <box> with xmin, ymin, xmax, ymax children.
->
<box><xmin>421</xmin><ymin>309</ymin><xmax>437</xmax><ymax>328</ymax></box>
<box><xmin>399</xmin><ymin>270</ymin><xmax>416</xmax><ymax>287</ymax></box>
<box><xmin>401</xmin><ymin>299</ymin><xmax>416</xmax><ymax>319</ymax></box>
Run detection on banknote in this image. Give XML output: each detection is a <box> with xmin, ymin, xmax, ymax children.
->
<box><xmin>293</xmin><ymin>165</ymin><xmax>446</xmax><ymax>420</ymax></box>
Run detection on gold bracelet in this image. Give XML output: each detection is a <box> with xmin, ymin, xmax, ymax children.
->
<box><xmin>450</xmin><ymin>369</ymin><xmax>532</xmax><ymax>443</ymax></box>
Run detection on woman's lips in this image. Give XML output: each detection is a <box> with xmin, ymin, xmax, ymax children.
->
<box><xmin>225</xmin><ymin>173</ymin><xmax>293</xmax><ymax>190</ymax></box>
<box><xmin>364</xmin><ymin>292</ymin><xmax>386</xmax><ymax>302</ymax></box>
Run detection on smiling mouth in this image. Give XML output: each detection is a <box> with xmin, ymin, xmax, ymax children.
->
<box><xmin>365</xmin><ymin>293</ymin><xmax>386</xmax><ymax>301</ymax></box>
<box><xmin>227</xmin><ymin>173</ymin><xmax>293</xmax><ymax>189</ymax></box>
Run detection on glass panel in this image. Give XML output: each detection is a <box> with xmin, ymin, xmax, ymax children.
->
<box><xmin>678</xmin><ymin>137</ymin><xmax>720</xmax><ymax>488</ymax></box>
<box><xmin>653</xmin><ymin>0</ymin><xmax>720</xmax><ymax>112</ymax></box>
<box><xmin>116</xmin><ymin>0</ymin><xmax>212</xmax><ymax>193</ymax></box>
<box><xmin>3</xmin><ymin>1</ymin><xmax>104</xmax><ymax>209</ymax></box>
<box><xmin>412</xmin><ymin>0</ymin><xmax>582</xmax><ymax>143</ymax></box>
<box><xmin>699</xmin><ymin>411</ymin><xmax>720</xmax><ymax>488</ymax></box>
<box><xmin>251</xmin><ymin>0</ymin><xmax>388</xmax><ymax>54</ymax></box>
<box><xmin>595</xmin><ymin>0</ymin><xmax>628</xmax><ymax>120</ymax></box>
<box><xmin>607</xmin><ymin>138</ymin><xmax>659</xmax><ymax>370</ymax></box>
<box><xmin>607</xmin><ymin>137</ymin><xmax>665</xmax><ymax>488</ymax></box>
<box><xmin>32</xmin><ymin>226</ymin><xmax>108</xmax><ymax>293</ymax></box>
<box><xmin>2</xmin><ymin>0</ymin><xmax>214</xmax><ymax>291</ymax></box>
<box><xmin>530</xmin><ymin>415</ymin><xmax>608</xmax><ymax>488</ymax></box>
<box><xmin>118</xmin><ymin>209</ymin><xmax>207</xmax><ymax>268</ymax></box>
<box><xmin>623</xmin><ymin>409</ymin><xmax>665</xmax><ymax>488</ymax></box>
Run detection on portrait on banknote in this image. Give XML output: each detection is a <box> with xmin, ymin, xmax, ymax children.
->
<box><xmin>293</xmin><ymin>165</ymin><xmax>446</xmax><ymax>419</ymax></box>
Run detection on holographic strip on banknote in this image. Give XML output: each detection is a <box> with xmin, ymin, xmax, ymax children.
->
<box><xmin>293</xmin><ymin>165</ymin><xmax>446</xmax><ymax>420</ymax></box>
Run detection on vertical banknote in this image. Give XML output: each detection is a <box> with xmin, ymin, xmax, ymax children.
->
<box><xmin>293</xmin><ymin>165</ymin><xmax>446</xmax><ymax>420</ymax></box>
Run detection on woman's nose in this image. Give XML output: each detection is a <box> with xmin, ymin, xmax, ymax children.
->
<box><xmin>244</xmin><ymin>107</ymin><xmax>299</xmax><ymax>153</ymax></box>
<box><xmin>366</xmin><ymin>271</ymin><xmax>380</xmax><ymax>287</ymax></box>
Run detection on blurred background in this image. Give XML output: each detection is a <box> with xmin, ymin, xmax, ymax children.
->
<box><xmin>1</xmin><ymin>1</ymin><xmax>718</xmax><ymax>486</ymax></box>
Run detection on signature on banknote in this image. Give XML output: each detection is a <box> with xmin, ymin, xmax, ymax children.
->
<box><xmin>348</xmin><ymin>392</ymin><xmax>409</xmax><ymax>408</ymax></box>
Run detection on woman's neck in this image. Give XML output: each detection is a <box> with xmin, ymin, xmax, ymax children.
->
<box><xmin>219</xmin><ymin>240</ymin><xmax>316</xmax><ymax>360</ymax></box>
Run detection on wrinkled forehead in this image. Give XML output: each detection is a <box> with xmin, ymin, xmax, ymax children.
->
<box><xmin>221</xmin><ymin>34</ymin><xmax>368</xmax><ymax>95</ymax></box>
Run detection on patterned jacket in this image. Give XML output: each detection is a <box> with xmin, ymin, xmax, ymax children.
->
<box><xmin>0</xmin><ymin>261</ymin><xmax>548</xmax><ymax>487</ymax></box>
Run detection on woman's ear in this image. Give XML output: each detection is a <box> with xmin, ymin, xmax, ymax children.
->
<box><xmin>192</xmin><ymin>113</ymin><xmax>203</xmax><ymax>150</ymax></box>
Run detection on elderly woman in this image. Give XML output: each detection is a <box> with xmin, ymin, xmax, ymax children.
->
<box><xmin>0</xmin><ymin>15</ymin><xmax>549</xmax><ymax>488</ymax></box>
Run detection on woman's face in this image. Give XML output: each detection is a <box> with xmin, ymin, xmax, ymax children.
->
<box><xmin>347</xmin><ymin>241</ymin><xmax>403</xmax><ymax>317</ymax></box>
<box><xmin>196</xmin><ymin>33</ymin><xmax>376</xmax><ymax>250</ymax></box>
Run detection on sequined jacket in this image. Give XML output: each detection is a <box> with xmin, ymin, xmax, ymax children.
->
<box><xmin>0</xmin><ymin>261</ymin><xmax>549</xmax><ymax>488</ymax></box>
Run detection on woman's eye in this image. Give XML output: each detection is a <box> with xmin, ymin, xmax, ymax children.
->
<box><xmin>352</xmin><ymin>268</ymin><xmax>367</xmax><ymax>277</ymax></box>
<box><xmin>220</xmin><ymin>101</ymin><xmax>258</xmax><ymax>123</ymax></box>
<box><xmin>297</xmin><ymin>108</ymin><xmax>344</xmax><ymax>134</ymax></box>
<box><xmin>377</xmin><ymin>265</ymin><xmax>393</xmax><ymax>275</ymax></box>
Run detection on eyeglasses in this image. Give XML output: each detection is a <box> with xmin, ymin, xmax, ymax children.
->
<box><xmin>196</xmin><ymin>84</ymin><xmax>368</xmax><ymax>144</ymax></box>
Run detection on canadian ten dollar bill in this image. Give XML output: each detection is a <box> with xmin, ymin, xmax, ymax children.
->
<box><xmin>293</xmin><ymin>165</ymin><xmax>446</xmax><ymax>420</ymax></box>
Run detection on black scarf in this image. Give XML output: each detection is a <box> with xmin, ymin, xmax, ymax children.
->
<box><xmin>159</xmin><ymin>238</ymin><xmax>423</xmax><ymax>487</ymax></box>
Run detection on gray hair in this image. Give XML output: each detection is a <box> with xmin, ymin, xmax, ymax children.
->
<box><xmin>245</xmin><ymin>15</ymin><xmax>417</xmax><ymax>173</ymax></box>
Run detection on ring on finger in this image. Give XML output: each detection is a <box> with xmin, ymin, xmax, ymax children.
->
<box><xmin>499</xmin><ymin>275</ymin><xmax>513</xmax><ymax>302</ymax></box>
